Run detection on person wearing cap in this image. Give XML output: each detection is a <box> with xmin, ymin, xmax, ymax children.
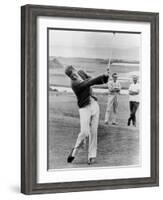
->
<box><xmin>104</xmin><ymin>73</ymin><xmax>121</xmax><ymax>125</ymax></box>
<box><xmin>65</xmin><ymin>65</ymin><xmax>109</xmax><ymax>165</ymax></box>
<box><xmin>127</xmin><ymin>75</ymin><xmax>140</xmax><ymax>127</ymax></box>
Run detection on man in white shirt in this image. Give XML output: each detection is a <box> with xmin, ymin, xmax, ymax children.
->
<box><xmin>104</xmin><ymin>73</ymin><xmax>121</xmax><ymax>125</ymax></box>
<box><xmin>128</xmin><ymin>75</ymin><xmax>140</xmax><ymax>127</ymax></box>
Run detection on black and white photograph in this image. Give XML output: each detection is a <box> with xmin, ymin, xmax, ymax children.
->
<box><xmin>47</xmin><ymin>28</ymin><xmax>141</xmax><ymax>170</ymax></box>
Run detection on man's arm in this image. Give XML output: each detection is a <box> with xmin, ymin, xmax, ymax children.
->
<box><xmin>108</xmin><ymin>81</ymin><xmax>113</xmax><ymax>92</ymax></box>
<box><xmin>129</xmin><ymin>91</ymin><xmax>139</xmax><ymax>95</ymax></box>
<box><xmin>74</xmin><ymin>74</ymin><xmax>109</xmax><ymax>91</ymax></box>
<box><xmin>129</xmin><ymin>85</ymin><xmax>139</xmax><ymax>95</ymax></box>
<box><xmin>114</xmin><ymin>82</ymin><xmax>121</xmax><ymax>93</ymax></box>
<box><xmin>109</xmin><ymin>81</ymin><xmax>121</xmax><ymax>93</ymax></box>
<box><xmin>78</xmin><ymin>70</ymin><xmax>91</xmax><ymax>80</ymax></box>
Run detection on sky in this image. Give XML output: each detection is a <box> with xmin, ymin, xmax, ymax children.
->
<box><xmin>49</xmin><ymin>29</ymin><xmax>141</xmax><ymax>60</ymax></box>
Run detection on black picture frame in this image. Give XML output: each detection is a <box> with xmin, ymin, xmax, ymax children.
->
<box><xmin>21</xmin><ymin>4</ymin><xmax>159</xmax><ymax>194</ymax></box>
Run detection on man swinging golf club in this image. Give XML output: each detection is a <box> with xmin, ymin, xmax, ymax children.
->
<box><xmin>65</xmin><ymin>65</ymin><xmax>109</xmax><ymax>165</ymax></box>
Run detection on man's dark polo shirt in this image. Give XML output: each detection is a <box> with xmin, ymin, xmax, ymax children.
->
<box><xmin>71</xmin><ymin>70</ymin><xmax>108</xmax><ymax>108</ymax></box>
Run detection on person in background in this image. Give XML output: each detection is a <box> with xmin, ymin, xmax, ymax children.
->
<box><xmin>127</xmin><ymin>75</ymin><xmax>140</xmax><ymax>127</ymax></box>
<box><xmin>104</xmin><ymin>73</ymin><xmax>121</xmax><ymax>125</ymax></box>
<box><xmin>65</xmin><ymin>65</ymin><xmax>109</xmax><ymax>165</ymax></box>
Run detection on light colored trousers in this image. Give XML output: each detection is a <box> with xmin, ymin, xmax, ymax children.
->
<box><xmin>73</xmin><ymin>99</ymin><xmax>100</xmax><ymax>159</ymax></box>
<box><xmin>104</xmin><ymin>95</ymin><xmax>118</xmax><ymax>123</ymax></box>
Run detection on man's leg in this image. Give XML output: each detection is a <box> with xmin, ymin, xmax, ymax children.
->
<box><xmin>67</xmin><ymin>107</ymin><xmax>91</xmax><ymax>163</ymax></box>
<box><xmin>128</xmin><ymin>101</ymin><xmax>134</xmax><ymax>126</ymax></box>
<box><xmin>104</xmin><ymin>95</ymin><xmax>114</xmax><ymax>124</ymax></box>
<box><xmin>112</xmin><ymin>95</ymin><xmax>118</xmax><ymax>125</ymax></box>
<box><xmin>132</xmin><ymin>102</ymin><xmax>139</xmax><ymax>126</ymax></box>
<box><xmin>88</xmin><ymin>102</ymin><xmax>100</xmax><ymax>164</ymax></box>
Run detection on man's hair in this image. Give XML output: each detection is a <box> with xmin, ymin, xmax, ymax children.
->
<box><xmin>65</xmin><ymin>65</ymin><xmax>75</xmax><ymax>77</ymax></box>
<box><xmin>112</xmin><ymin>73</ymin><xmax>118</xmax><ymax>78</ymax></box>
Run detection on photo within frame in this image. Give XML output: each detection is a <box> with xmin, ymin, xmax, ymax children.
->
<box><xmin>47</xmin><ymin>28</ymin><xmax>141</xmax><ymax>171</ymax></box>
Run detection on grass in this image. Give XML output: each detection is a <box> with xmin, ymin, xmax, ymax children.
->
<box><xmin>48</xmin><ymin>91</ymin><xmax>140</xmax><ymax>170</ymax></box>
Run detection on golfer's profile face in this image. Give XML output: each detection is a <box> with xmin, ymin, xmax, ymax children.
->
<box><xmin>71</xmin><ymin>70</ymin><xmax>81</xmax><ymax>81</ymax></box>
